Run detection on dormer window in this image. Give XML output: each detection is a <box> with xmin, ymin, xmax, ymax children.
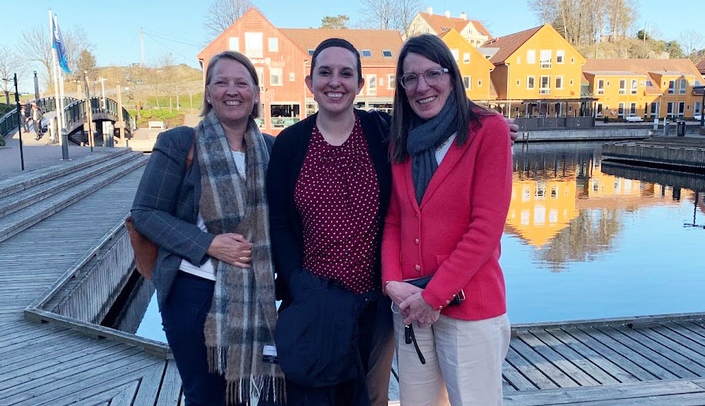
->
<box><xmin>382</xmin><ymin>50</ymin><xmax>392</xmax><ymax>58</ymax></box>
<box><xmin>361</xmin><ymin>50</ymin><xmax>372</xmax><ymax>57</ymax></box>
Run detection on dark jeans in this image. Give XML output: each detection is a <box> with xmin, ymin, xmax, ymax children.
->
<box><xmin>161</xmin><ymin>272</ymin><xmax>227</xmax><ymax>406</ymax></box>
<box><xmin>285</xmin><ymin>295</ymin><xmax>394</xmax><ymax>406</ymax></box>
<box><xmin>162</xmin><ymin>272</ymin><xmax>281</xmax><ymax>406</ymax></box>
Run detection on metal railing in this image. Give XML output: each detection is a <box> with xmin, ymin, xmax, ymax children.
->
<box><xmin>0</xmin><ymin>96</ymin><xmax>133</xmax><ymax>139</ymax></box>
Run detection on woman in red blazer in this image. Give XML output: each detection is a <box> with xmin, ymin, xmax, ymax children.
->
<box><xmin>382</xmin><ymin>34</ymin><xmax>513</xmax><ymax>406</ymax></box>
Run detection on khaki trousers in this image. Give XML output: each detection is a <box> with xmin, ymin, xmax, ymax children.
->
<box><xmin>393</xmin><ymin>313</ymin><xmax>510</xmax><ymax>406</ymax></box>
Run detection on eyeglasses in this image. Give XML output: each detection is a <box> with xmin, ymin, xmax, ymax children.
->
<box><xmin>399</xmin><ymin>68</ymin><xmax>449</xmax><ymax>89</ymax></box>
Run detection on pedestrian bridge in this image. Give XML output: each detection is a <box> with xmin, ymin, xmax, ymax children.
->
<box><xmin>0</xmin><ymin>96</ymin><xmax>134</xmax><ymax>145</ymax></box>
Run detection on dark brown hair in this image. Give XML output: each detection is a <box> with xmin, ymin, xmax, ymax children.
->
<box><xmin>389</xmin><ymin>34</ymin><xmax>489</xmax><ymax>163</ymax></box>
<box><xmin>310</xmin><ymin>38</ymin><xmax>363</xmax><ymax>86</ymax></box>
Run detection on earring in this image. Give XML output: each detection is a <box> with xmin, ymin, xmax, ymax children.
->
<box><xmin>206</xmin><ymin>99</ymin><xmax>211</xmax><ymax>104</ymax></box>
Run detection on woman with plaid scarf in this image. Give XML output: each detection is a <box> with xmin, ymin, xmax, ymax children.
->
<box><xmin>131</xmin><ymin>51</ymin><xmax>283</xmax><ymax>406</ymax></box>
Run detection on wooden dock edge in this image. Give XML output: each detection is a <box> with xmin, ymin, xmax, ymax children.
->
<box><xmin>23</xmin><ymin>214</ymin><xmax>171</xmax><ymax>359</ymax></box>
<box><xmin>511</xmin><ymin>312</ymin><xmax>705</xmax><ymax>336</ymax></box>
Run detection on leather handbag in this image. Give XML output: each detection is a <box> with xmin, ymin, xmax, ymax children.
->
<box><xmin>125</xmin><ymin>216</ymin><xmax>158</xmax><ymax>279</ymax></box>
<box><xmin>125</xmin><ymin>135</ymin><xmax>195</xmax><ymax>279</ymax></box>
<box><xmin>405</xmin><ymin>275</ymin><xmax>465</xmax><ymax>306</ymax></box>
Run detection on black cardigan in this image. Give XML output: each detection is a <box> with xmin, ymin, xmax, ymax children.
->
<box><xmin>266</xmin><ymin>109</ymin><xmax>392</xmax><ymax>303</ymax></box>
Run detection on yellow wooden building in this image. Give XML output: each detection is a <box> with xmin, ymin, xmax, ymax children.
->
<box><xmin>480</xmin><ymin>24</ymin><xmax>589</xmax><ymax>119</ymax></box>
<box><xmin>438</xmin><ymin>29</ymin><xmax>496</xmax><ymax>103</ymax></box>
<box><xmin>583</xmin><ymin>59</ymin><xmax>704</xmax><ymax>120</ymax></box>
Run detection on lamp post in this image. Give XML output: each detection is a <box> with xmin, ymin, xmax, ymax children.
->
<box><xmin>98</xmin><ymin>77</ymin><xmax>107</xmax><ymax>108</ymax></box>
<box><xmin>13</xmin><ymin>74</ymin><xmax>26</xmax><ymax>170</ymax></box>
<box><xmin>84</xmin><ymin>70</ymin><xmax>94</xmax><ymax>151</ymax></box>
<box><xmin>33</xmin><ymin>71</ymin><xmax>39</xmax><ymax>101</ymax></box>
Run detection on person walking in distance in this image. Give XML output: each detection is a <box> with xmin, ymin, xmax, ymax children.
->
<box><xmin>31</xmin><ymin>102</ymin><xmax>44</xmax><ymax>140</ymax></box>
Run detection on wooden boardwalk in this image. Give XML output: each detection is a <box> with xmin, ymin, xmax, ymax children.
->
<box><xmin>2</xmin><ymin>149</ymin><xmax>705</xmax><ymax>405</ymax></box>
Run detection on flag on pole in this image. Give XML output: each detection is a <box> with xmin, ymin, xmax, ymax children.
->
<box><xmin>51</xmin><ymin>13</ymin><xmax>70</xmax><ymax>74</ymax></box>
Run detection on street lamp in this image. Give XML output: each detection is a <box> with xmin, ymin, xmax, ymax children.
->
<box><xmin>33</xmin><ymin>71</ymin><xmax>39</xmax><ymax>101</ymax></box>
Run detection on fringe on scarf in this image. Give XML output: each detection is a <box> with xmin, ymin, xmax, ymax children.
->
<box><xmin>225</xmin><ymin>375</ymin><xmax>287</xmax><ymax>405</ymax></box>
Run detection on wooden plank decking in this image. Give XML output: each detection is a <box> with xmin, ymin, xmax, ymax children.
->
<box><xmin>2</xmin><ymin>150</ymin><xmax>705</xmax><ymax>405</ymax></box>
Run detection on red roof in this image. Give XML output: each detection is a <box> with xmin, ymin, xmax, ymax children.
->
<box><xmin>418</xmin><ymin>12</ymin><xmax>493</xmax><ymax>39</ymax></box>
<box><xmin>481</xmin><ymin>26</ymin><xmax>542</xmax><ymax>64</ymax></box>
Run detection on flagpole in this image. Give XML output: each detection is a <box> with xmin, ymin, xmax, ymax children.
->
<box><xmin>49</xmin><ymin>10</ymin><xmax>60</xmax><ymax>142</ymax></box>
<box><xmin>50</xmin><ymin>9</ymin><xmax>70</xmax><ymax>160</ymax></box>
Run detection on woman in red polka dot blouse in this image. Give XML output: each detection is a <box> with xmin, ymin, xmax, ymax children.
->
<box><xmin>266</xmin><ymin>38</ymin><xmax>395</xmax><ymax>406</ymax></box>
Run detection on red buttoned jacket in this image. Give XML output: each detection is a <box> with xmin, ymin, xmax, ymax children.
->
<box><xmin>381</xmin><ymin>112</ymin><xmax>512</xmax><ymax>320</ymax></box>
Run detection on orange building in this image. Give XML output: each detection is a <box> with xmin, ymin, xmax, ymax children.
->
<box><xmin>437</xmin><ymin>29</ymin><xmax>496</xmax><ymax>102</ymax></box>
<box><xmin>197</xmin><ymin>8</ymin><xmax>402</xmax><ymax>134</ymax></box>
<box><xmin>480</xmin><ymin>24</ymin><xmax>589</xmax><ymax>119</ymax></box>
<box><xmin>583</xmin><ymin>59</ymin><xmax>704</xmax><ymax>120</ymax></box>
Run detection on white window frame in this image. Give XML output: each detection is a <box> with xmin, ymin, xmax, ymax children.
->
<box><xmin>268</xmin><ymin>37</ymin><xmax>279</xmax><ymax>52</ymax></box>
<box><xmin>245</xmin><ymin>32</ymin><xmax>263</xmax><ymax>58</ymax></box>
<box><xmin>527</xmin><ymin>76</ymin><xmax>535</xmax><ymax>89</ymax></box>
<box><xmin>387</xmin><ymin>74</ymin><xmax>395</xmax><ymax>90</ymax></box>
<box><xmin>630</xmin><ymin>79</ymin><xmax>638</xmax><ymax>95</ymax></box>
<box><xmin>269</xmin><ymin>67</ymin><xmax>282</xmax><ymax>87</ymax></box>
<box><xmin>463</xmin><ymin>76</ymin><xmax>471</xmax><ymax>89</ymax></box>
<box><xmin>539</xmin><ymin>76</ymin><xmax>550</xmax><ymax>94</ymax></box>
<box><xmin>463</xmin><ymin>53</ymin><xmax>470</xmax><ymax>64</ymax></box>
<box><xmin>679</xmin><ymin>78</ymin><xmax>687</xmax><ymax>94</ymax></box>
<box><xmin>597</xmin><ymin>79</ymin><xmax>604</xmax><ymax>95</ymax></box>
<box><xmin>527</xmin><ymin>50</ymin><xmax>536</xmax><ymax>64</ymax></box>
<box><xmin>555</xmin><ymin>76</ymin><xmax>563</xmax><ymax>89</ymax></box>
<box><xmin>229</xmin><ymin>37</ymin><xmax>240</xmax><ymax>52</ymax></box>
<box><xmin>650</xmin><ymin>102</ymin><xmax>659</xmax><ymax>117</ymax></box>
<box><xmin>451</xmin><ymin>49</ymin><xmax>459</xmax><ymax>62</ymax></box>
<box><xmin>668</xmin><ymin>80</ymin><xmax>676</xmax><ymax>94</ymax></box>
<box><xmin>556</xmin><ymin>50</ymin><xmax>565</xmax><ymax>64</ymax></box>
<box><xmin>619</xmin><ymin>79</ymin><xmax>626</xmax><ymax>95</ymax></box>
<box><xmin>539</xmin><ymin>50</ymin><xmax>552</xmax><ymax>69</ymax></box>
<box><xmin>366</xmin><ymin>74</ymin><xmax>377</xmax><ymax>96</ymax></box>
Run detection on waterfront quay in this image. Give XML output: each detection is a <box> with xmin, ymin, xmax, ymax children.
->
<box><xmin>3</xmin><ymin>137</ymin><xmax>705</xmax><ymax>404</ymax></box>
<box><xmin>602</xmin><ymin>135</ymin><xmax>705</xmax><ymax>173</ymax></box>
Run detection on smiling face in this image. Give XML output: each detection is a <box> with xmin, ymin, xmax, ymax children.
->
<box><xmin>401</xmin><ymin>52</ymin><xmax>452</xmax><ymax>121</ymax></box>
<box><xmin>306</xmin><ymin>46</ymin><xmax>364</xmax><ymax>116</ymax></box>
<box><xmin>205</xmin><ymin>58</ymin><xmax>259</xmax><ymax>127</ymax></box>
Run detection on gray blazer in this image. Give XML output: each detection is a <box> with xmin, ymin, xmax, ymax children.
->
<box><xmin>131</xmin><ymin>125</ymin><xmax>275</xmax><ymax>310</ymax></box>
<box><xmin>131</xmin><ymin>126</ymin><xmax>213</xmax><ymax>310</ymax></box>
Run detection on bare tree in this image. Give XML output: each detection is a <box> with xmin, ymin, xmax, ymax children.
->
<box><xmin>18</xmin><ymin>24</ymin><xmax>94</xmax><ymax>90</ymax></box>
<box><xmin>359</xmin><ymin>0</ymin><xmax>423</xmax><ymax>35</ymax></box>
<box><xmin>605</xmin><ymin>0</ymin><xmax>636</xmax><ymax>41</ymax></box>
<box><xmin>0</xmin><ymin>46</ymin><xmax>26</xmax><ymax>105</ymax></box>
<box><xmin>203</xmin><ymin>0</ymin><xmax>254</xmax><ymax>41</ymax></box>
<box><xmin>679</xmin><ymin>29</ymin><xmax>705</xmax><ymax>61</ymax></box>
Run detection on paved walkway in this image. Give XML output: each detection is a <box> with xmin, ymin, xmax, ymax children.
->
<box><xmin>0</xmin><ymin>130</ymin><xmax>95</xmax><ymax>177</ymax></box>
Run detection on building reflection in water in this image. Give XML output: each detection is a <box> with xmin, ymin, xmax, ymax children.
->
<box><xmin>505</xmin><ymin>142</ymin><xmax>703</xmax><ymax>272</ymax></box>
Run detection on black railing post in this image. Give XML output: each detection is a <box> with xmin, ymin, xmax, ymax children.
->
<box><xmin>14</xmin><ymin>74</ymin><xmax>25</xmax><ymax>171</ymax></box>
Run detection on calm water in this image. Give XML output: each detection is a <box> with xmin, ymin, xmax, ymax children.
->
<box><xmin>134</xmin><ymin>141</ymin><xmax>705</xmax><ymax>343</ymax></box>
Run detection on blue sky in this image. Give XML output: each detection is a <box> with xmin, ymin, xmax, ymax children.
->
<box><xmin>1</xmin><ymin>0</ymin><xmax>702</xmax><ymax>91</ymax></box>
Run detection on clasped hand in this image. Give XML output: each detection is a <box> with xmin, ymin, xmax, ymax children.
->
<box><xmin>207</xmin><ymin>233</ymin><xmax>253</xmax><ymax>268</ymax></box>
<box><xmin>386</xmin><ymin>281</ymin><xmax>440</xmax><ymax>328</ymax></box>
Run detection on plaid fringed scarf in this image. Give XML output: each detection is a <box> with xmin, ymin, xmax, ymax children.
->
<box><xmin>196</xmin><ymin>110</ymin><xmax>285</xmax><ymax>405</ymax></box>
